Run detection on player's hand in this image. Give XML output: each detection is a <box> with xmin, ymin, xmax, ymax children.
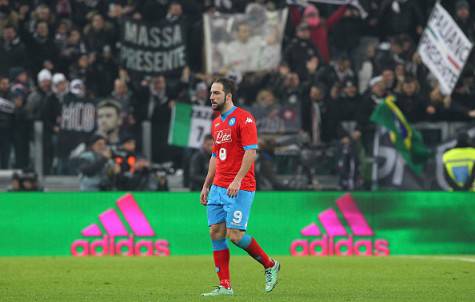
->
<box><xmin>200</xmin><ymin>186</ymin><xmax>209</xmax><ymax>206</ymax></box>
<box><xmin>227</xmin><ymin>179</ymin><xmax>241</xmax><ymax>198</ymax></box>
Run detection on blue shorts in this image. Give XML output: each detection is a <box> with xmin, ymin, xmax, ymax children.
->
<box><xmin>207</xmin><ymin>185</ymin><xmax>255</xmax><ymax>230</ymax></box>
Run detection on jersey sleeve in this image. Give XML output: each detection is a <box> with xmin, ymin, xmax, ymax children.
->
<box><xmin>239</xmin><ymin>113</ymin><xmax>258</xmax><ymax>150</ymax></box>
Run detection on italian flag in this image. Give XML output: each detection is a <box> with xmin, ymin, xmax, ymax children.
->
<box><xmin>168</xmin><ymin>102</ymin><xmax>213</xmax><ymax>149</ymax></box>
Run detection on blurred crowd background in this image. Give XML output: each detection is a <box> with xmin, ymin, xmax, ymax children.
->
<box><xmin>0</xmin><ymin>0</ymin><xmax>474</xmax><ymax>192</ymax></box>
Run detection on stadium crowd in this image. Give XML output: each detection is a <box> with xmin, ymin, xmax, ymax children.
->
<box><xmin>0</xmin><ymin>0</ymin><xmax>474</xmax><ymax>191</ymax></box>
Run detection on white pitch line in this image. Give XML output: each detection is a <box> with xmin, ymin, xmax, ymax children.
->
<box><xmin>404</xmin><ymin>256</ymin><xmax>475</xmax><ymax>264</ymax></box>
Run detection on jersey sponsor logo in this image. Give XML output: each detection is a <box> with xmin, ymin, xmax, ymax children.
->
<box><xmin>290</xmin><ymin>193</ymin><xmax>390</xmax><ymax>257</ymax></box>
<box><xmin>245</xmin><ymin>117</ymin><xmax>253</xmax><ymax>124</ymax></box>
<box><xmin>215</xmin><ymin>129</ymin><xmax>232</xmax><ymax>144</ymax></box>
<box><xmin>228</xmin><ymin>117</ymin><xmax>236</xmax><ymax>126</ymax></box>
<box><xmin>71</xmin><ymin>193</ymin><xmax>170</xmax><ymax>257</ymax></box>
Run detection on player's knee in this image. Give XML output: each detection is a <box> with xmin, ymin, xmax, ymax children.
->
<box><xmin>209</xmin><ymin>225</ymin><xmax>225</xmax><ymax>240</ymax></box>
<box><xmin>226</xmin><ymin>229</ymin><xmax>244</xmax><ymax>244</ymax></box>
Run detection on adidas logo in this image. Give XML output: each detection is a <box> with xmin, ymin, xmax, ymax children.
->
<box><xmin>291</xmin><ymin>193</ymin><xmax>390</xmax><ymax>256</ymax></box>
<box><xmin>71</xmin><ymin>193</ymin><xmax>169</xmax><ymax>257</ymax></box>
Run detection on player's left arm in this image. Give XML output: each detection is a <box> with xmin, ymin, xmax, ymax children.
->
<box><xmin>227</xmin><ymin>113</ymin><xmax>258</xmax><ymax>197</ymax></box>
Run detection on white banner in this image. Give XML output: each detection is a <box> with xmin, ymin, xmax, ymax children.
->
<box><xmin>204</xmin><ymin>5</ymin><xmax>288</xmax><ymax>74</ymax></box>
<box><xmin>418</xmin><ymin>3</ymin><xmax>473</xmax><ymax>95</ymax></box>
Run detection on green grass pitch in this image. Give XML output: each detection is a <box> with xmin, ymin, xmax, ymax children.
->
<box><xmin>1</xmin><ymin>256</ymin><xmax>474</xmax><ymax>301</ymax></box>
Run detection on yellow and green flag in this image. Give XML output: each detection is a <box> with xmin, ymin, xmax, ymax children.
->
<box><xmin>370</xmin><ymin>96</ymin><xmax>431</xmax><ymax>175</ymax></box>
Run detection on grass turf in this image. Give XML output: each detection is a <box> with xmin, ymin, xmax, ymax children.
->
<box><xmin>1</xmin><ymin>256</ymin><xmax>474</xmax><ymax>302</ymax></box>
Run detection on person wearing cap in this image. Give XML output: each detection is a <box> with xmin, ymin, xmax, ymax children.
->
<box><xmin>356</xmin><ymin>75</ymin><xmax>387</xmax><ymax>129</ymax></box>
<box><xmin>52</xmin><ymin>73</ymin><xmax>68</xmax><ymax>101</ymax></box>
<box><xmin>78</xmin><ymin>134</ymin><xmax>118</xmax><ymax>191</ymax></box>
<box><xmin>25</xmin><ymin>68</ymin><xmax>61</xmax><ymax>174</ymax></box>
<box><xmin>56</xmin><ymin>78</ymin><xmax>96</xmax><ymax>175</ymax></box>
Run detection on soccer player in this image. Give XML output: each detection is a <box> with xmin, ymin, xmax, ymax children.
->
<box><xmin>200</xmin><ymin>78</ymin><xmax>280</xmax><ymax>296</ymax></box>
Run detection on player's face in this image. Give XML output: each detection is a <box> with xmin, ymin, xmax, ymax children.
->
<box><xmin>97</xmin><ymin>107</ymin><xmax>121</xmax><ymax>133</ymax></box>
<box><xmin>210</xmin><ymin>83</ymin><xmax>227</xmax><ymax>112</ymax></box>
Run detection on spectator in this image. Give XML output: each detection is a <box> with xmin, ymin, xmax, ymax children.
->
<box><xmin>113</xmin><ymin>135</ymin><xmax>153</xmax><ymax>191</ymax></box>
<box><xmin>330</xmin><ymin>5</ymin><xmax>365</xmax><ymax>58</ymax></box>
<box><xmin>256</xmin><ymin>138</ymin><xmax>289</xmax><ymax>191</ymax></box>
<box><xmin>289</xmin><ymin>3</ymin><xmax>348</xmax><ymax>63</ymax></box>
<box><xmin>442</xmin><ymin>133</ymin><xmax>475</xmax><ymax>191</ymax></box>
<box><xmin>58</xmin><ymin>28</ymin><xmax>87</xmax><ymax>73</ymax></box>
<box><xmin>305</xmin><ymin>84</ymin><xmax>333</xmax><ymax>143</ymax></box>
<box><xmin>189</xmin><ymin>134</ymin><xmax>213</xmax><ymax>191</ymax></box>
<box><xmin>252</xmin><ymin>89</ymin><xmax>285</xmax><ymax>134</ymax></box>
<box><xmin>357</xmin><ymin>76</ymin><xmax>387</xmax><ymax>128</ymax></box>
<box><xmin>135</xmin><ymin>75</ymin><xmax>180</xmax><ymax>165</ymax></box>
<box><xmin>110</xmin><ymin>78</ymin><xmax>134</xmax><ymax>128</ymax></box>
<box><xmin>336</xmin><ymin>131</ymin><xmax>363</xmax><ymax>190</ymax></box>
<box><xmin>0</xmin><ymin>24</ymin><xmax>27</xmax><ymax>76</ymax></box>
<box><xmin>0</xmin><ymin>0</ymin><xmax>19</xmax><ymax>35</ymax></box>
<box><xmin>57</xmin><ymin>79</ymin><xmax>96</xmax><ymax>174</ymax></box>
<box><xmin>284</xmin><ymin>22</ymin><xmax>320</xmax><ymax>81</ymax></box>
<box><xmin>396</xmin><ymin>76</ymin><xmax>426</xmax><ymax>122</ymax></box>
<box><xmin>454</xmin><ymin>0</ymin><xmax>473</xmax><ymax>41</ymax></box>
<box><xmin>11</xmin><ymin>84</ymin><xmax>30</xmax><ymax>169</ymax></box>
<box><xmin>26</xmin><ymin>20</ymin><xmax>58</xmax><ymax>75</ymax></box>
<box><xmin>377</xmin><ymin>0</ymin><xmax>424</xmax><ymax>40</ymax></box>
<box><xmin>83</xmin><ymin>13</ymin><xmax>115</xmax><ymax>55</ymax></box>
<box><xmin>78</xmin><ymin>134</ymin><xmax>118</xmax><ymax>191</ymax></box>
<box><xmin>8</xmin><ymin>170</ymin><xmax>42</xmax><ymax>192</ymax></box>
<box><xmin>52</xmin><ymin>73</ymin><xmax>69</xmax><ymax>101</ymax></box>
<box><xmin>0</xmin><ymin>76</ymin><xmax>13</xmax><ymax>168</ymax></box>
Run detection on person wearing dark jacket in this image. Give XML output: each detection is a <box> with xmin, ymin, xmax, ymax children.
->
<box><xmin>0</xmin><ymin>24</ymin><xmax>27</xmax><ymax>76</ymax></box>
<box><xmin>283</xmin><ymin>22</ymin><xmax>321</xmax><ymax>81</ymax></box>
<box><xmin>78</xmin><ymin>134</ymin><xmax>118</xmax><ymax>191</ymax></box>
<box><xmin>189</xmin><ymin>134</ymin><xmax>213</xmax><ymax>191</ymax></box>
<box><xmin>0</xmin><ymin>76</ymin><xmax>14</xmax><ymax>168</ymax></box>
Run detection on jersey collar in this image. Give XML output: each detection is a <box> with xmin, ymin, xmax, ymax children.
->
<box><xmin>220</xmin><ymin>106</ymin><xmax>237</xmax><ymax>121</ymax></box>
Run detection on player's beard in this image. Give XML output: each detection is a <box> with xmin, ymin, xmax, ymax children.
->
<box><xmin>211</xmin><ymin>99</ymin><xmax>225</xmax><ymax>112</ymax></box>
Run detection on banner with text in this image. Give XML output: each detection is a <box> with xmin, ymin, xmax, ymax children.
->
<box><xmin>120</xmin><ymin>18</ymin><xmax>187</xmax><ymax>76</ymax></box>
<box><xmin>168</xmin><ymin>102</ymin><xmax>213</xmax><ymax>149</ymax></box>
<box><xmin>418</xmin><ymin>3</ymin><xmax>473</xmax><ymax>95</ymax></box>
<box><xmin>204</xmin><ymin>4</ymin><xmax>287</xmax><ymax>74</ymax></box>
<box><xmin>1</xmin><ymin>192</ymin><xmax>474</xmax><ymax>256</ymax></box>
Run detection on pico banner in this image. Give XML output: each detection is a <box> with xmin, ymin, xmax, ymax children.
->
<box><xmin>168</xmin><ymin>102</ymin><xmax>213</xmax><ymax>148</ymax></box>
<box><xmin>418</xmin><ymin>3</ymin><xmax>473</xmax><ymax>95</ymax></box>
<box><xmin>0</xmin><ymin>192</ymin><xmax>474</xmax><ymax>257</ymax></box>
<box><xmin>120</xmin><ymin>18</ymin><xmax>187</xmax><ymax>76</ymax></box>
<box><xmin>204</xmin><ymin>4</ymin><xmax>288</xmax><ymax>74</ymax></box>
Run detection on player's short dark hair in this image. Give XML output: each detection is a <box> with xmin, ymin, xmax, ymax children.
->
<box><xmin>213</xmin><ymin>78</ymin><xmax>236</xmax><ymax>97</ymax></box>
<box><xmin>97</xmin><ymin>99</ymin><xmax>122</xmax><ymax>116</ymax></box>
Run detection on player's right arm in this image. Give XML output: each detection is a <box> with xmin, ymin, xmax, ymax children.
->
<box><xmin>200</xmin><ymin>155</ymin><xmax>216</xmax><ymax>205</ymax></box>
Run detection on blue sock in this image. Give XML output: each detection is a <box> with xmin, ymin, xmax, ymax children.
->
<box><xmin>212</xmin><ymin>238</ymin><xmax>228</xmax><ymax>251</ymax></box>
<box><xmin>235</xmin><ymin>234</ymin><xmax>252</xmax><ymax>249</ymax></box>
